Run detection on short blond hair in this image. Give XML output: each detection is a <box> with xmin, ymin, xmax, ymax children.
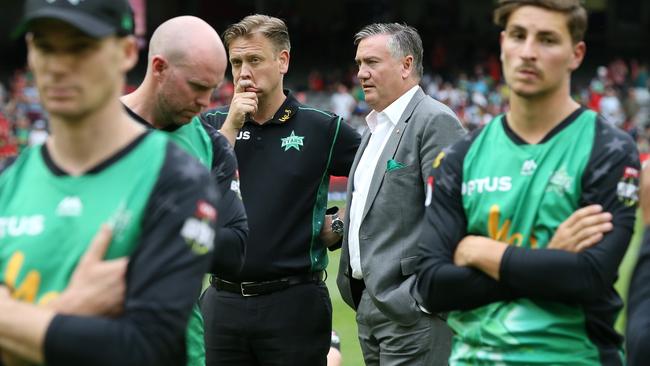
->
<box><xmin>223</xmin><ymin>14</ymin><xmax>290</xmax><ymax>54</ymax></box>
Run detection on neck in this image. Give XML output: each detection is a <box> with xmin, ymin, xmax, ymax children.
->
<box><xmin>47</xmin><ymin>98</ymin><xmax>145</xmax><ymax>176</ymax></box>
<box><xmin>120</xmin><ymin>84</ymin><xmax>157</xmax><ymax>128</ymax></box>
<box><xmin>252</xmin><ymin>85</ymin><xmax>286</xmax><ymax>124</ymax></box>
<box><xmin>506</xmin><ymin>83</ymin><xmax>580</xmax><ymax>144</ymax></box>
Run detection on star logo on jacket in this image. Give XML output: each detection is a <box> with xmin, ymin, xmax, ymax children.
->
<box><xmin>56</xmin><ymin>196</ymin><xmax>83</xmax><ymax>217</ymax></box>
<box><xmin>280</xmin><ymin>130</ymin><xmax>304</xmax><ymax>151</ymax></box>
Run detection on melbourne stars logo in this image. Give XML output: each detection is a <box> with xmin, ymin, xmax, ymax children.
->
<box><xmin>280</xmin><ymin>130</ymin><xmax>304</xmax><ymax>151</ymax></box>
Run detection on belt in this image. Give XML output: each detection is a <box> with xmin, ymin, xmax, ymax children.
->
<box><xmin>210</xmin><ymin>271</ymin><xmax>324</xmax><ymax>297</ymax></box>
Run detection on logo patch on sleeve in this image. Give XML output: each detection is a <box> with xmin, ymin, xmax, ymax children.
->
<box><xmin>183</xmin><ymin>201</ymin><xmax>217</xmax><ymax>255</ymax></box>
<box><xmin>425</xmin><ymin>176</ymin><xmax>434</xmax><ymax>207</ymax></box>
<box><xmin>433</xmin><ymin>151</ymin><xmax>446</xmax><ymax>169</ymax></box>
<box><xmin>617</xmin><ymin>166</ymin><xmax>639</xmax><ymax>207</ymax></box>
<box><xmin>196</xmin><ymin>200</ymin><xmax>217</xmax><ymax>221</ymax></box>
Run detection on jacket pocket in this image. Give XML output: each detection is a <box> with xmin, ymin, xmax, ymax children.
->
<box><xmin>400</xmin><ymin>255</ymin><xmax>419</xmax><ymax>276</ymax></box>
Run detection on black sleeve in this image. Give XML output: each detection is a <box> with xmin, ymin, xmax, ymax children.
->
<box><xmin>203</xmin><ymin>120</ymin><xmax>237</xmax><ymax>195</ymax></box>
<box><xmin>415</xmin><ymin>130</ymin><xmax>516</xmax><ymax>312</ymax></box>
<box><xmin>43</xmin><ymin>142</ymin><xmax>219</xmax><ymax>366</ymax></box>
<box><xmin>328</xmin><ymin>117</ymin><xmax>361</xmax><ymax>177</ymax></box>
<box><xmin>202</xmin><ymin>120</ymin><xmax>248</xmax><ymax>277</ymax></box>
<box><xmin>627</xmin><ymin>228</ymin><xmax>650</xmax><ymax>366</ymax></box>
<box><xmin>210</xmin><ymin>188</ymin><xmax>248</xmax><ymax>277</ymax></box>
<box><xmin>499</xmin><ymin>120</ymin><xmax>640</xmax><ymax>302</ymax></box>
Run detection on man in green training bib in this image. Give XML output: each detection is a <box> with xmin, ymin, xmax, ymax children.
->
<box><xmin>415</xmin><ymin>0</ymin><xmax>639</xmax><ymax>365</ymax></box>
<box><xmin>120</xmin><ymin>16</ymin><xmax>248</xmax><ymax>366</ymax></box>
<box><xmin>0</xmin><ymin>0</ymin><xmax>218</xmax><ymax>365</ymax></box>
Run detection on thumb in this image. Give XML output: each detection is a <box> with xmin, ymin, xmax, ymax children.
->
<box><xmin>80</xmin><ymin>224</ymin><xmax>114</xmax><ymax>264</ymax></box>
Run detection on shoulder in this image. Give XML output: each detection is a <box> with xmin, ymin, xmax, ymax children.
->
<box><xmin>201</xmin><ymin>121</ymin><xmax>231</xmax><ymax>152</ymax></box>
<box><xmin>199</xmin><ymin>106</ymin><xmax>230</xmax><ymax>129</ymax></box>
<box><xmin>295</xmin><ymin>103</ymin><xmax>339</xmax><ymax>125</ymax></box>
<box><xmin>592</xmin><ymin>112</ymin><xmax>639</xmax><ymax>160</ymax></box>
<box><xmin>416</xmin><ymin>95</ymin><xmax>460</xmax><ymax>122</ymax></box>
<box><xmin>159</xmin><ymin>139</ymin><xmax>212</xmax><ymax>186</ymax></box>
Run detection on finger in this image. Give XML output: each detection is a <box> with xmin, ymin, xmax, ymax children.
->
<box><xmin>80</xmin><ymin>224</ymin><xmax>113</xmax><ymax>264</ymax></box>
<box><xmin>575</xmin><ymin>232</ymin><xmax>604</xmax><ymax>252</ymax></box>
<box><xmin>574</xmin><ymin>221</ymin><xmax>613</xmax><ymax>246</ymax></box>
<box><xmin>572</xmin><ymin>212</ymin><xmax>612</xmax><ymax>233</ymax></box>
<box><xmin>564</xmin><ymin>205</ymin><xmax>603</xmax><ymax>228</ymax></box>
<box><xmin>101</xmin><ymin>257</ymin><xmax>129</xmax><ymax>274</ymax></box>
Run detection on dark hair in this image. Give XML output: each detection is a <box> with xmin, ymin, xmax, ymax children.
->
<box><xmin>494</xmin><ymin>0</ymin><xmax>588</xmax><ymax>44</ymax></box>
<box><xmin>354</xmin><ymin>23</ymin><xmax>424</xmax><ymax>80</ymax></box>
<box><xmin>223</xmin><ymin>14</ymin><xmax>290</xmax><ymax>54</ymax></box>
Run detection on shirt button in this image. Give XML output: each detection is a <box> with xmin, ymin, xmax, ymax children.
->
<box><xmin>256</xmin><ymin>137</ymin><xmax>262</xmax><ymax>141</ymax></box>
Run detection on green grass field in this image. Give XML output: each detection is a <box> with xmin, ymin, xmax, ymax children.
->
<box><xmin>324</xmin><ymin>204</ymin><xmax>645</xmax><ymax>365</ymax></box>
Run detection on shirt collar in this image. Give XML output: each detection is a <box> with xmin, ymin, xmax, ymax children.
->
<box><xmin>365</xmin><ymin>85</ymin><xmax>419</xmax><ymax>132</ymax></box>
<box><xmin>245</xmin><ymin>89</ymin><xmax>299</xmax><ymax>126</ymax></box>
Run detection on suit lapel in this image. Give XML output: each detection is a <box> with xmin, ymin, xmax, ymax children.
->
<box><xmin>361</xmin><ymin>88</ymin><xmax>425</xmax><ymax>221</ymax></box>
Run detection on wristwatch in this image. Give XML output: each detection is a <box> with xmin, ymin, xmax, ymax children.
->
<box><xmin>326</xmin><ymin>206</ymin><xmax>344</xmax><ymax>235</ymax></box>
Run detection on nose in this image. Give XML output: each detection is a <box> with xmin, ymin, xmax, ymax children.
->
<box><xmin>357</xmin><ymin>64</ymin><xmax>369</xmax><ymax>81</ymax></box>
<box><xmin>196</xmin><ymin>90</ymin><xmax>211</xmax><ymax>109</ymax></box>
<box><xmin>44</xmin><ymin>51</ymin><xmax>75</xmax><ymax>77</ymax></box>
<box><xmin>520</xmin><ymin>37</ymin><xmax>538</xmax><ymax>61</ymax></box>
<box><xmin>239</xmin><ymin>63</ymin><xmax>253</xmax><ymax>81</ymax></box>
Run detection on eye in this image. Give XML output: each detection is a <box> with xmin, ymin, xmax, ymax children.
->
<box><xmin>513</xmin><ymin>32</ymin><xmax>525</xmax><ymax>40</ymax></box>
<box><xmin>33</xmin><ymin>42</ymin><xmax>54</xmax><ymax>53</ymax></box>
<box><xmin>540</xmin><ymin>36</ymin><xmax>557</xmax><ymax>45</ymax></box>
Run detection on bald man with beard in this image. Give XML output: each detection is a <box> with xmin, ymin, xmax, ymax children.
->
<box><xmin>121</xmin><ymin>16</ymin><xmax>248</xmax><ymax>366</ymax></box>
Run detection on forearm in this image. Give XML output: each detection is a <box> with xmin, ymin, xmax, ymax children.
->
<box><xmin>416</xmin><ymin>258</ymin><xmax>515</xmax><ymax>312</ymax></box>
<box><xmin>211</xmin><ymin>226</ymin><xmax>246</xmax><ymax>276</ymax></box>
<box><xmin>456</xmin><ymin>236</ymin><xmax>508</xmax><ymax>280</ymax></box>
<box><xmin>500</xmin><ymin>225</ymin><xmax>633</xmax><ymax>302</ymax></box>
<box><xmin>0</xmin><ymin>298</ymin><xmax>54</xmax><ymax>364</ymax></box>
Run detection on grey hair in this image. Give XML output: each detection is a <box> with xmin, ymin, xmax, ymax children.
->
<box><xmin>354</xmin><ymin>23</ymin><xmax>424</xmax><ymax>79</ymax></box>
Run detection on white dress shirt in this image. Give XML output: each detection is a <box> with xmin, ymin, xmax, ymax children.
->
<box><xmin>348</xmin><ymin>85</ymin><xmax>419</xmax><ymax>279</ymax></box>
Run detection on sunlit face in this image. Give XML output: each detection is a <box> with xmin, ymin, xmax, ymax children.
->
<box><xmin>157</xmin><ymin>56</ymin><xmax>224</xmax><ymax>126</ymax></box>
<box><xmin>26</xmin><ymin>19</ymin><xmax>133</xmax><ymax>121</ymax></box>
<box><xmin>228</xmin><ymin>32</ymin><xmax>289</xmax><ymax>99</ymax></box>
<box><xmin>500</xmin><ymin>5</ymin><xmax>585</xmax><ymax>99</ymax></box>
<box><xmin>355</xmin><ymin>34</ymin><xmax>411</xmax><ymax>112</ymax></box>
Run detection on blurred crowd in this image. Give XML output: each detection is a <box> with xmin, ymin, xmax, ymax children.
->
<box><xmin>1</xmin><ymin>57</ymin><xmax>649</xmax><ymax>164</ymax></box>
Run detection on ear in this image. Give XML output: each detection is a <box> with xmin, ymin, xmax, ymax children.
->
<box><xmin>402</xmin><ymin>55</ymin><xmax>414</xmax><ymax>79</ymax></box>
<box><xmin>151</xmin><ymin>55</ymin><xmax>168</xmax><ymax>77</ymax></box>
<box><xmin>499</xmin><ymin>31</ymin><xmax>505</xmax><ymax>62</ymax></box>
<box><xmin>278</xmin><ymin>49</ymin><xmax>290</xmax><ymax>75</ymax></box>
<box><xmin>25</xmin><ymin>34</ymin><xmax>35</xmax><ymax>71</ymax></box>
<box><xmin>569</xmin><ymin>41</ymin><xmax>586</xmax><ymax>72</ymax></box>
<box><xmin>120</xmin><ymin>36</ymin><xmax>139</xmax><ymax>73</ymax></box>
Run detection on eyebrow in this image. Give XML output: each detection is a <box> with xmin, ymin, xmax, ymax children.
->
<box><xmin>507</xmin><ymin>24</ymin><xmax>561</xmax><ymax>38</ymax></box>
<box><xmin>189</xmin><ymin>79</ymin><xmax>216</xmax><ymax>89</ymax></box>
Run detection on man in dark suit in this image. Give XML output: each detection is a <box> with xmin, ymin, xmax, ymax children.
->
<box><xmin>336</xmin><ymin>23</ymin><xmax>465</xmax><ymax>366</ymax></box>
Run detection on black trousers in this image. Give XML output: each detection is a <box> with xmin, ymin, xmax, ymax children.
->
<box><xmin>200</xmin><ymin>281</ymin><xmax>332</xmax><ymax>366</ymax></box>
